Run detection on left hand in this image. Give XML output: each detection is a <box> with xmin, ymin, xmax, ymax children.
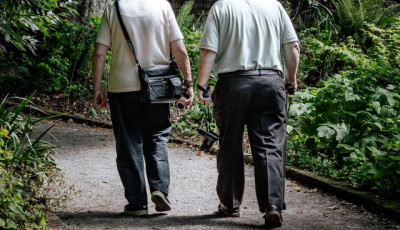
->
<box><xmin>93</xmin><ymin>90</ymin><xmax>107</xmax><ymax>108</ymax></box>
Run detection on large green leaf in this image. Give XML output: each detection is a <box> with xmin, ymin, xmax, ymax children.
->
<box><xmin>333</xmin><ymin>123</ymin><xmax>348</xmax><ymax>142</ymax></box>
<box><xmin>317</xmin><ymin>126</ymin><xmax>335</xmax><ymax>139</ymax></box>
<box><xmin>370</xmin><ymin>101</ymin><xmax>381</xmax><ymax>114</ymax></box>
<box><xmin>345</xmin><ymin>91</ymin><xmax>360</xmax><ymax>101</ymax></box>
<box><xmin>381</xmin><ymin>105</ymin><xmax>396</xmax><ymax>118</ymax></box>
<box><xmin>321</xmin><ymin>123</ymin><xmax>349</xmax><ymax>142</ymax></box>
<box><xmin>6</xmin><ymin>219</ymin><xmax>17</xmax><ymax>229</ymax></box>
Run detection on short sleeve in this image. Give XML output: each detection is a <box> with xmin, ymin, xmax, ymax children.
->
<box><xmin>96</xmin><ymin>5</ymin><xmax>112</xmax><ymax>46</ymax></box>
<box><xmin>168</xmin><ymin>5</ymin><xmax>184</xmax><ymax>42</ymax></box>
<box><xmin>280</xmin><ymin>4</ymin><xmax>298</xmax><ymax>44</ymax></box>
<box><xmin>198</xmin><ymin>7</ymin><xmax>219</xmax><ymax>53</ymax></box>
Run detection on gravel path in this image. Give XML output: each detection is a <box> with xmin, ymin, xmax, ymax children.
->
<box><xmin>37</xmin><ymin>119</ymin><xmax>398</xmax><ymax>230</ymax></box>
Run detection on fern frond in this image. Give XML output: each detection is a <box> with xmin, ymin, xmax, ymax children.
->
<box><xmin>333</xmin><ymin>0</ymin><xmax>400</xmax><ymax>34</ymax></box>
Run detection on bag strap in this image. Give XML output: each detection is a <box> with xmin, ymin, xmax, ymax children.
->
<box><xmin>115</xmin><ymin>0</ymin><xmax>142</xmax><ymax>69</ymax></box>
<box><xmin>115</xmin><ymin>0</ymin><xmax>173</xmax><ymax>69</ymax></box>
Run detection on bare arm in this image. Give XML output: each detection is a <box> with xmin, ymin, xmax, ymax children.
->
<box><xmin>171</xmin><ymin>39</ymin><xmax>193</xmax><ymax>108</ymax></box>
<box><xmin>197</xmin><ymin>48</ymin><xmax>217</xmax><ymax>106</ymax></box>
<box><xmin>92</xmin><ymin>43</ymin><xmax>109</xmax><ymax>108</ymax></box>
<box><xmin>283</xmin><ymin>41</ymin><xmax>300</xmax><ymax>91</ymax></box>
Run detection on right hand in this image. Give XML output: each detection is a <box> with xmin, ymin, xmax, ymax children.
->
<box><xmin>180</xmin><ymin>86</ymin><xmax>194</xmax><ymax>109</ymax></box>
<box><xmin>284</xmin><ymin>78</ymin><xmax>298</xmax><ymax>93</ymax></box>
<box><xmin>93</xmin><ymin>90</ymin><xmax>107</xmax><ymax>108</ymax></box>
<box><xmin>197</xmin><ymin>86</ymin><xmax>212</xmax><ymax>106</ymax></box>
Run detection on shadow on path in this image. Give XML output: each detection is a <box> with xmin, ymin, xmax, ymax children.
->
<box><xmin>58</xmin><ymin>211</ymin><xmax>266</xmax><ymax>229</ymax></box>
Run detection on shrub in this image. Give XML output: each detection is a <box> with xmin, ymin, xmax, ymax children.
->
<box><xmin>0</xmin><ymin>0</ymin><xmax>77</xmax><ymax>54</ymax></box>
<box><xmin>299</xmin><ymin>23</ymin><xmax>400</xmax><ymax>85</ymax></box>
<box><xmin>287</xmin><ymin>73</ymin><xmax>400</xmax><ymax>196</ymax></box>
<box><xmin>0</xmin><ymin>95</ymin><xmax>63</xmax><ymax>229</ymax></box>
<box><xmin>177</xmin><ymin>1</ymin><xmax>195</xmax><ymax>30</ymax></box>
<box><xmin>0</xmin><ymin>16</ymin><xmax>102</xmax><ymax>96</ymax></box>
<box><xmin>288</xmin><ymin>22</ymin><xmax>400</xmax><ymax>196</ymax></box>
<box><xmin>294</xmin><ymin>0</ymin><xmax>338</xmax><ymax>34</ymax></box>
<box><xmin>332</xmin><ymin>0</ymin><xmax>400</xmax><ymax>35</ymax></box>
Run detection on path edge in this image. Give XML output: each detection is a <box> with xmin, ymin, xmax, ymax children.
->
<box><xmin>244</xmin><ymin>154</ymin><xmax>400</xmax><ymax>221</ymax></box>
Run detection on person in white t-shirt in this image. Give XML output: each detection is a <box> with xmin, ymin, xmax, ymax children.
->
<box><xmin>92</xmin><ymin>0</ymin><xmax>193</xmax><ymax>217</ymax></box>
<box><xmin>197</xmin><ymin>0</ymin><xmax>300</xmax><ymax>227</ymax></box>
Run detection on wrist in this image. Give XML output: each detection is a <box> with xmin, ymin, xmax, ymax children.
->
<box><xmin>197</xmin><ymin>82</ymin><xmax>208</xmax><ymax>88</ymax></box>
<box><xmin>183</xmin><ymin>79</ymin><xmax>193</xmax><ymax>88</ymax></box>
<box><xmin>94</xmin><ymin>89</ymin><xmax>103</xmax><ymax>94</ymax></box>
<box><xmin>197</xmin><ymin>84</ymin><xmax>210</xmax><ymax>98</ymax></box>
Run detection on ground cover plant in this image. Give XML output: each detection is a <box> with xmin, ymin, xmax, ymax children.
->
<box><xmin>288</xmin><ymin>0</ymin><xmax>400</xmax><ymax>197</ymax></box>
<box><xmin>0</xmin><ymin>95</ymin><xmax>65</xmax><ymax>229</ymax></box>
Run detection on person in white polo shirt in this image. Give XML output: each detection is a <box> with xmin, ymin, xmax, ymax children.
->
<box><xmin>197</xmin><ymin>0</ymin><xmax>300</xmax><ymax>227</ymax></box>
<box><xmin>92</xmin><ymin>0</ymin><xmax>193</xmax><ymax>217</ymax></box>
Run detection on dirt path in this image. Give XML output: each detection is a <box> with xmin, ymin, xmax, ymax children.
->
<box><xmin>37</xmin><ymin>119</ymin><xmax>398</xmax><ymax>230</ymax></box>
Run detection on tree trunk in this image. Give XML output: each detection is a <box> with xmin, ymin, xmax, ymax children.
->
<box><xmin>76</xmin><ymin>0</ymin><xmax>109</xmax><ymax>20</ymax></box>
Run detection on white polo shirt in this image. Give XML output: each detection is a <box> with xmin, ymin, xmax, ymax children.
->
<box><xmin>96</xmin><ymin>0</ymin><xmax>183</xmax><ymax>92</ymax></box>
<box><xmin>198</xmin><ymin>0</ymin><xmax>298</xmax><ymax>75</ymax></box>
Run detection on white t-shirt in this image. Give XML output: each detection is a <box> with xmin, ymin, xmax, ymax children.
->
<box><xmin>198</xmin><ymin>0</ymin><xmax>298</xmax><ymax>75</ymax></box>
<box><xmin>96</xmin><ymin>0</ymin><xmax>184</xmax><ymax>92</ymax></box>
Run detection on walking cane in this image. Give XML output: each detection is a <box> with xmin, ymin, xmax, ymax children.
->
<box><xmin>197</xmin><ymin>85</ymin><xmax>219</xmax><ymax>154</ymax></box>
<box><xmin>283</xmin><ymin>84</ymin><xmax>295</xmax><ymax>210</ymax></box>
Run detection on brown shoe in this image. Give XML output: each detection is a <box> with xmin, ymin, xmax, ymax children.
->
<box><xmin>214</xmin><ymin>203</ymin><xmax>240</xmax><ymax>217</ymax></box>
<box><xmin>264</xmin><ymin>205</ymin><xmax>283</xmax><ymax>227</ymax></box>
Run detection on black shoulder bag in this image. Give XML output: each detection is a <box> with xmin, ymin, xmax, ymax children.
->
<box><xmin>115</xmin><ymin>0</ymin><xmax>182</xmax><ymax>103</ymax></box>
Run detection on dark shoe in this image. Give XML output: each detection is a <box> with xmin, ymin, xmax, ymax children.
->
<box><xmin>264</xmin><ymin>205</ymin><xmax>283</xmax><ymax>227</ymax></box>
<box><xmin>214</xmin><ymin>203</ymin><xmax>240</xmax><ymax>217</ymax></box>
<box><xmin>151</xmin><ymin>191</ymin><xmax>171</xmax><ymax>212</ymax></box>
<box><xmin>123</xmin><ymin>204</ymin><xmax>148</xmax><ymax>217</ymax></box>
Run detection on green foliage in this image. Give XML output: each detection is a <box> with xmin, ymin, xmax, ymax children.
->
<box><xmin>182</xmin><ymin>28</ymin><xmax>202</xmax><ymax>80</ymax></box>
<box><xmin>299</xmin><ymin>23</ymin><xmax>400</xmax><ymax>84</ymax></box>
<box><xmin>288</xmin><ymin>21</ymin><xmax>400</xmax><ymax>196</ymax></box>
<box><xmin>176</xmin><ymin>0</ymin><xmax>204</xmax><ymax>80</ymax></box>
<box><xmin>294</xmin><ymin>0</ymin><xmax>338</xmax><ymax>34</ymax></box>
<box><xmin>0</xmin><ymin>16</ymin><xmax>102</xmax><ymax>102</ymax></box>
<box><xmin>288</xmin><ymin>74</ymin><xmax>400</xmax><ymax>196</ymax></box>
<box><xmin>172</xmin><ymin>2</ymin><xmax>214</xmax><ymax>137</ymax></box>
<box><xmin>0</xmin><ymin>0</ymin><xmax>105</xmax><ymax>117</ymax></box>
<box><xmin>0</xmin><ymin>95</ymin><xmax>62</xmax><ymax>229</ymax></box>
<box><xmin>299</xmin><ymin>28</ymin><xmax>359</xmax><ymax>83</ymax></box>
<box><xmin>0</xmin><ymin>0</ymin><xmax>78</xmax><ymax>54</ymax></box>
<box><xmin>332</xmin><ymin>0</ymin><xmax>400</xmax><ymax>35</ymax></box>
<box><xmin>43</xmin><ymin>16</ymin><xmax>102</xmax><ymax>100</ymax></box>
<box><xmin>177</xmin><ymin>1</ymin><xmax>195</xmax><ymax>30</ymax></box>
<box><xmin>172</xmin><ymin>103</ymin><xmax>217</xmax><ymax>136</ymax></box>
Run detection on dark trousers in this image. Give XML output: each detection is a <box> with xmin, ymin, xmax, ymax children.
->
<box><xmin>212</xmin><ymin>74</ymin><xmax>286</xmax><ymax>212</ymax></box>
<box><xmin>108</xmin><ymin>91</ymin><xmax>171</xmax><ymax>209</ymax></box>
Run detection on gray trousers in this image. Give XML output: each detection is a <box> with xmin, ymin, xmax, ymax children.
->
<box><xmin>212</xmin><ymin>74</ymin><xmax>286</xmax><ymax>212</ymax></box>
<box><xmin>108</xmin><ymin>91</ymin><xmax>171</xmax><ymax>209</ymax></box>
